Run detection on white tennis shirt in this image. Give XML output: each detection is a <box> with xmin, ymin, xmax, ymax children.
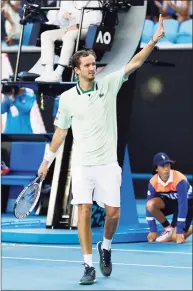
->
<box><xmin>54</xmin><ymin>68</ymin><xmax>128</xmax><ymax>166</ymax></box>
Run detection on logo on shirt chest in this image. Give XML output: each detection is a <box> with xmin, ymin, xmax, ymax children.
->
<box><xmin>88</xmin><ymin>92</ymin><xmax>104</xmax><ymax>98</ymax></box>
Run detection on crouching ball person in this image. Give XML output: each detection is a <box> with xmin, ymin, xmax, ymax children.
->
<box><xmin>146</xmin><ymin>152</ymin><xmax>193</xmax><ymax>244</ymax></box>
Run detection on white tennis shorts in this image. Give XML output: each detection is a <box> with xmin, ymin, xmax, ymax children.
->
<box><xmin>71</xmin><ymin>162</ymin><xmax>122</xmax><ymax>208</ymax></box>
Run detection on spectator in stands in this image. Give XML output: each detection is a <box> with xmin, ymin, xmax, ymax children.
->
<box><xmin>1</xmin><ymin>86</ymin><xmax>36</xmax><ymax>134</ymax></box>
<box><xmin>35</xmin><ymin>1</ymin><xmax>102</xmax><ymax>82</ymax></box>
<box><xmin>168</xmin><ymin>1</ymin><xmax>192</xmax><ymax>22</ymax></box>
<box><xmin>146</xmin><ymin>1</ymin><xmax>160</xmax><ymax>22</ymax></box>
<box><xmin>1</xmin><ymin>1</ymin><xmax>21</xmax><ymax>45</ymax></box>
<box><xmin>154</xmin><ymin>0</ymin><xmax>192</xmax><ymax>23</ymax></box>
<box><xmin>146</xmin><ymin>152</ymin><xmax>193</xmax><ymax>244</ymax></box>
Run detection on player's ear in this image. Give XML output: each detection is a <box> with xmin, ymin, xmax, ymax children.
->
<box><xmin>74</xmin><ymin>67</ymin><xmax>79</xmax><ymax>76</ymax></box>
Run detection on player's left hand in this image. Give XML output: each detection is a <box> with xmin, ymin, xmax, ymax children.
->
<box><xmin>176</xmin><ymin>233</ymin><xmax>185</xmax><ymax>244</ymax></box>
<box><xmin>153</xmin><ymin>14</ymin><xmax>165</xmax><ymax>43</ymax></box>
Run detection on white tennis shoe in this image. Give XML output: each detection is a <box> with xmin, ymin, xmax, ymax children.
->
<box><xmin>156</xmin><ymin>226</ymin><xmax>173</xmax><ymax>242</ymax></box>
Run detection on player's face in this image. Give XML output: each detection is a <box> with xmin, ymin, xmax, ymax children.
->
<box><xmin>157</xmin><ymin>163</ymin><xmax>171</xmax><ymax>179</ymax></box>
<box><xmin>76</xmin><ymin>55</ymin><xmax>96</xmax><ymax>81</ymax></box>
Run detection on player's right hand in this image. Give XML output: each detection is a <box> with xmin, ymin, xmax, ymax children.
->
<box><xmin>38</xmin><ymin>160</ymin><xmax>49</xmax><ymax>180</ymax></box>
<box><xmin>153</xmin><ymin>14</ymin><xmax>165</xmax><ymax>42</ymax></box>
<box><xmin>147</xmin><ymin>232</ymin><xmax>158</xmax><ymax>242</ymax></box>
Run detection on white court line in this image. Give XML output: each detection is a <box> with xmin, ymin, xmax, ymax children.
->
<box><xmin>2</xmin><ymin>243</ymin><xmax>192</xmax><ymax>255</ymax></box>
<box><xmin>2</xmin><ymin>256</ymin><xmax>192</xmax><ymax>269</ymax></box>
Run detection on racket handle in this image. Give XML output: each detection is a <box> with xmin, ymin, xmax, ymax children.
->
<box><xmin>36</xmin><ymin>175</ymin><xmax>43</xmax><ymax>182</ymax></box>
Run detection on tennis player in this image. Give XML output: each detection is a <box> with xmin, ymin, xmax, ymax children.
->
<box><xmin>146</xmin><ymin>152</ymin><xmax>193</xmax><ymax>244</ymax></box>
<box><xmin>38</xmin><ymin>15</ymin><xmax>165</xmax><ymax>285</ymax></box>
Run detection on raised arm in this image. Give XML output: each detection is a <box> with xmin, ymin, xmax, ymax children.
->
<box><xmin>124</xmin><ymin>14</ymin><xmax>165</xmax><ymax>77</ymax></box>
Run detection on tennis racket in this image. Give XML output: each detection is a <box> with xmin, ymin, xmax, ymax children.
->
<box><xmin>13</xmin><ymin>176</ymin><xmax>43</xmax><ymax>219</ymax></box>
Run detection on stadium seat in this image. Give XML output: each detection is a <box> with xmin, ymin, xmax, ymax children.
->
<box><xmin>1</xmin><ymin>142</ymin><xmax>47</xmax><ymax>186</ymax></box>
<box><xmin>176</xmin><ymin>19</ymin><xmax>193</xmax><ymax>44</ymax></box>
<box><xmin>2</xmin><ymin>142</ymin><xmax>48</xmax><ymax>213</ymax></box>
<box><xmin>141</xmin><ymin>19</ymin><xmax>154</xmax><ymax>44</ymax></box>
<box><xmin>153</xmin><ymin>19</ymin><xmax>179</xmax><ymax>43</ymax></box>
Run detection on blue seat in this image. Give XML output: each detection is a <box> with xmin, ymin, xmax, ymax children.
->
<box><xmin>2</xmin><ymin>142</ymin><xmax>47</xmax><ymax>213</ymax></box>
<box><xmin>1</xmin><ymin>142</ymin><xmax>47</xmax><ymax>186</ymax></box>
<box><xmin>153</xmin><ymin>19</ymin><xmax>179</xmax><ymax>43</ymax></box>
<box><xmin>141</xmin><ymin>20</ymin><xmax>154</xmax><ymax>44</ymax></box>
<box><xmin>176</xmin><ymin>19</ymin><xmax>193</xmax><ymax>44</ymax></box>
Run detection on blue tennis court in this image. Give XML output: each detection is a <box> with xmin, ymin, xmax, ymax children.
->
<box><xmin>2</xmin><ymin>238</ymin><xmax>192</xmax><ymax>290</ymax></box>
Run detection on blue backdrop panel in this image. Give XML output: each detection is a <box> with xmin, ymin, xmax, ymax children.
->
<box><xmin>120</xmin><ymin>146</ymin><xmax>138</xmax><ymax>226</ymax></box>
<box><xmin>6</xmin><ymin>186</ymin><xmax>23</xmax><ymax>213</ymax></box>
<box><xmin>10</xmin><ymin>142</ymin><xmax>46</xmax><ymax>171</ymax></box>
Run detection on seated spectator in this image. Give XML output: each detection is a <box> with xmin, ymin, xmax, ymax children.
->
<box><xmin>146</xmin><ymin>1</ymin><xmax>160</xmax><ymax>22</ymax></box>
<box><xmin>2</xmin><ymin>0</ymin><xmax>21</xmax><ymax>45</ymax></box>
<box><xmin>169</xmin><ymin>1</ymin><xmax>192</xmax><ymax>22</ymax></box>
<box><xmin>35</xmin><ymin>1</ymin><xmax>102</xmax><ymax>82</ymax></box>
<box><xmin>154</xmin><ymin>0</ymin><xmax>192</xmax><ymax>23</ymax></box>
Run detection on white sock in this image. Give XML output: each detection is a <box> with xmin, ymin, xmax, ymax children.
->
<box><xmin>55</xmin><ymin>65</ymin><xmax>65</xmax><ymax>76</ymax></box>
<box><xmin>45</xmin><ymin>64</ymin><xmax>54</xmax><ymax>73</ymax></box>
<box><xmin>83</xmin><ymin>254</ymin><xmax>93</xmax><ymax>267</ymax></box>
<box><xmin>102</xmin><ymin>237</ymin><xmax>112</xmax><ymax>250</ymax></box>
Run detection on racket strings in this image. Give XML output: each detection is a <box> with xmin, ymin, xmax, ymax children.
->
<box><xmin>15</xmin><ymin>184</ymin><xmax>40</xmax><ymax>218</ymax></box>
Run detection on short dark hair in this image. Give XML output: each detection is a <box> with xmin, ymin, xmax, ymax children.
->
<box><xmin>70</xmin><ymin>50</ymin><xmax>96</xmax><ymax>69</ymax></box>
